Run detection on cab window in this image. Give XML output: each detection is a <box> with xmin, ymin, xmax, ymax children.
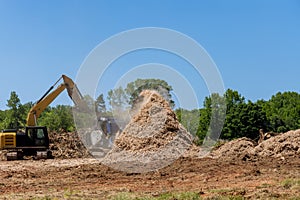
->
<box><xmin>36</xmin><ymin>129</ymin><xmax>45</xmax><ymax>139</ymax></box>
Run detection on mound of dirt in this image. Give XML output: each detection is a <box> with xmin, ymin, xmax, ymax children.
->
<box><xmin>102</xmin><ymin>90</ymin><xmax>193</xmax><ymax>173</ymax></box>
<box><xmin>210</xmin><ymin>137</ymin><xmax>256</xmax><ymax>160</ymax></box>
<box><xmin>251</xmin><ymin>129</ymin><xmax>300</xmax><ymax>158</ymax></box>
<box><xmin>49</xmin><ymin>131</ymin><xmax>91</xmax><ymax>159</ymax></box>
<box><xmin>210</xmin><ymin>129</ymin><xmax>300</xmax><ymax>160</ymax></box>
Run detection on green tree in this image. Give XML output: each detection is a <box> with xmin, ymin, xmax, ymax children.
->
<box><xmin>197</xmin><ymin>89</ymin><xmax>268</xmax><ymax>142</ymax></box>
<box><xmin>39</xmin><ymin>105</ymin><xmax>75</xmax><ymax>131</ymax></box>
<box><xmin>197</xmin><ymin>93</ymin><xmax>226</xmax><ymax>143</ymax></box>
<box><xmin>107</xmin><ymin>79</ymin><xmax>175</xmax><ymax>111</ymax></box>
<box><xmin>95</xmin><ymin>93</ymin><xmax>106</xmax><ymax>114</ymax></box>
<box><xmin>221</xmin><ymin>89</ymin><xmax>246</xmax><ymax>139</ymax></box>
<box><xmin>175</xmin><ymin>108</ymin><xmax>200</xmax><ymax>137</ymax></box>
<box><xmin>0</xmin><ymin>110</ymin><xmax>6</xmax><ymax>129</ymax></box>
<box><xmin>262</xmin><ymin>92</ymin><xmax>300</xmax><ymax>132</ymax></box>
<box><xmin>107</xmin><ymin>86</ymin><xmax>128</xmax><ymax>109</ymax></box>
<box><xmin>4</xmin><ymin>91</ymin><xmax>26</xmax><ymax>128</ymax></box>
<box><xmin>222</xmin><ymin>101</ymin><xmax>268</xmax><ymax>139</ymax></box>
<box><xmin>125</xmin><ymin>78</ymin><xmax>174</xmax><ymax>108</ymax></box>
<box><xmin>196</xmin><ymin>108</ymin><xmax>210</xmax><ymax>143</ymax></box>
<box><xmin>225</xmin><ymin>89</ymin><xmax>245</xmax><ymax>110</ymax></box>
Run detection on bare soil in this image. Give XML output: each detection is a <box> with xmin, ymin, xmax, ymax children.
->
<box><xmin>0</xmin><ymin>154</ymin><xmax>299</xmax><ymax>199</ymax></box>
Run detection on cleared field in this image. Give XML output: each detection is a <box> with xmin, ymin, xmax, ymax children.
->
<box><xmin>0</xmin><ymin>152</ymin><xmax>299</xmax><ymax>199</ymax></box>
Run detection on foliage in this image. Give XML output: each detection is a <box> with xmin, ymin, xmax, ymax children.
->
<box><xmin>196</xmin><ymin>89</ymin><xmax>269</xmax><ymax>142</ymax></box>
<box><xmin>95</xmin><ymin>93</ymin><xmax>106</xmax><ymax>114</ymax></box>
<box><xmin>107</xmin><ymin>79</ymin><xmax>174</xmax><ymax>111</ymax></box>
<box><xmin>0</xmin><ymin>110</ymin><xmax>5</xmax><ymax>129</ymax></box>
<box><xmin>150</xmin><ymin>88</ymin><xmax>300</xmax><ymax>143</ymax></box>
<box><xmin>197</xmin><ymin>93</ymin><xmax>227</xmax><ymax>142</ymax></box>
<box><xmin>261</xmin><ymin>92</ymin><xmax>300</xmax><ymax>133</ymax></box>
<box><xmin>0</xmin><ymin>91</ymin><xmax>75</xmax><ymax>131</ymax></box>
<box><xmin>110</xmin><ymin>192</ymin><xmax>200</xmax><ymax>200</ymax></box>
<box><xmin>175</xmin><ymin>108</ymin><xmax>200</xmax><ymax>137</ymax></box>
<box><xmin>1</xmin><ymin>87</ymin><xmax>300</xmax><ymax>140</ymax></box>
<box><xmin>38</xmin><ymin>105</ymin><xmax>75</xmax><ymax>132</ymax></box>
<box><xmin>281</xmin><ymin>179</ymin><xmax>300</xmax><ymax>190</ymax></box>
<box><xmin>125</xmin><ymin>78</ymin><xmax>174</xmax><ymax>108</ymax></box>
<box><xmin>107</xmin><ymin>86</ymin><xmax>129</xmax><ymax>110</ymax></box>
<box><xmin>222</xmin><ymin>101</ymin><xmax>268</xmax><ymax>140</ymax></box>
<box><xmin>0</xmin><ymin>91</ymin><xmax>25</xmax><ymax>129</ymax></box>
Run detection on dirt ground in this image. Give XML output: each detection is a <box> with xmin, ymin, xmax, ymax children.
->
<box><xmin>0</xmin><ymin>154</ymin><xmax>299</xmax><ymax>199</ymax></box>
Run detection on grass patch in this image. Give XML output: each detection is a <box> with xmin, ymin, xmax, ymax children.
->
<box><xmin>208</xmin><ymin>188</ymin><xmax>246</xmax><ymax>200</ymax></box>
<box><xmin>256</xmin><ymin>183</ymin><xmax>272</xmax><ymax>189</ymax></box>
<box><xmin>204</xmin><ymin>196</ymin><xmax>244</xmax><ymax>200</ymax></box>
<box><xmin>110</xmin><ymin>191</ymin><xmax>201</xmax><ymax>200</ymax></box>
<box><xmin>110</xmin><ymin>191</ymin><xmax>247</xmax><ymax>200</ymax></box>
<box><xmin>281</xmin><ymin>179</ymin><xmax>300</xmax><ymax>189</ymax></box>
<box><xmin>210</xmin><ymin>188</ymin><xmax>233</xmax><ymax>194</ymax></box>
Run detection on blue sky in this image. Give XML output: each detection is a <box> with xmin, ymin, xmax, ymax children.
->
<box><xmin>0</xmin><ymin>0</ymin><xmax>299</xmax><ymax>110</ymax></box>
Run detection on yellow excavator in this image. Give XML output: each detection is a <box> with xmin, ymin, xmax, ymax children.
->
<box><xmin>0</xmin><ymin>75</ymin><xmax>84</xmax><ymax>160</ymax></box>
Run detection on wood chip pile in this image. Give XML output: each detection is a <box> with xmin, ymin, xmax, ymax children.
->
<box><xmin>102</xmin><ymin>90</ymin><xmax>193</xmax><ymax>173</ymax></box>
<box><xmin>210</xmin><ymin>129</ymin><xmax>300</xmax><ymax>161</ymax></box>
<box><xmin>49</xmin><ymin>131</ymin><xmax>91</xmax><ymax>159</ymax></box>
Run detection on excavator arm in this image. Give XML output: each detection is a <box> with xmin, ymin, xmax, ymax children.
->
<box><xmin>26</xmin><ymin>75</ymin><xmax>84</xmax><ymax>126</ymax></box>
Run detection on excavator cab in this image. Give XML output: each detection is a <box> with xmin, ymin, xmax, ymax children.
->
<box><xmin>25</xmin><ymin>126</ymin><xmax>49</xmax><ymax>147</ymax></box>
<box><xmin>14</xmin><ymin>126</ymin><xmax>49</xmax><ymax>148</ymax></box>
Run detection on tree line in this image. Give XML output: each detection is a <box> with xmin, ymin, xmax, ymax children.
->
<box><xmin>0</xmin><ymin>91</ymin><xmax>75</xmax><ymax>132</ymax></box>
<box><xmin>1</xmin><ymin>79</ymin><xmax>299</xmax><ymax>143</ymax></box>
<box><xmin>177</xmin><ymin>89</ymin><xmax>300</xmax><ymax>143</ymax></box>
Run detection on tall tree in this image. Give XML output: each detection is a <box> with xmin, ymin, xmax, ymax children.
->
<box><xmin>175</xmin><ymin>108</ymin><xmax>200</xmax><ymax>137</ymax></box>
<box><xmin>197</xmin><ymin>89</ymin><xmax>268</xmax><ymax>142</ymax></box>
<box><xmin>197</xmin><ymin>93</ymin><xmax>226</xmax><ymax>143</ymax></box>
<box><xmin>125</xmin><ymin>78</ymin><xmax>174</xmax><ymax>108</ymax></box>
<box><xmin>39</xmin><ymin>105</ymin><xmax>75</xmax><ymax>132</ymax></box>
<box><xmin>107</xmin><ymin>86</ymin><xmax>128</xmax><ymax>110</ymax></box>
<box><xmin>222</xmin><ymin>101</ymin><xmax>268</xmax><ymax>139</ymax></box>
<box><xmin>95</xmin><ymin>93</ymin><xmax>106</xmax><ymax>114</ymax></box>
<box><xmin>4</xmin><ymin>91</ymin><xmax>25</xmax><ymax>128</ymax></box>
<box><xmin>225</xmin><ymin>89</ymin><xmax>245</xmax><ymax>110</ymax></box>
<box><xmin>262</xmin><ymin>91</ymin><xmax>300</xmax><ymax>132</ymax></box>
<box><xmin>0</xmin><ymin>110</ymin><xmax>5</xmax><ymax>129</ymax></box>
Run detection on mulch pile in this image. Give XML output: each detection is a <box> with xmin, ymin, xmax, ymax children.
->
<box><xmin>210</xmin><ymin>129</ymin><xmax>300</xmax><ymax>160</ymax></box>
<box><xmin>49</xmin><ymin>131</ymin><xmax>91</xmax><ymax>159</ymax></box>
<box><xmin>251</xmin><ymin>129</ymin><xmax>300</xmax><ymax>158</ymax></box>
<box><xmin>102</xmin><ymin>90</ymin><xmax>193</xmax><ymax>173</ymax></box>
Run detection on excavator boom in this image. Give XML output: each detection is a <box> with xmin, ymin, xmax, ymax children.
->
<box><xmin>26</xmin><ymin>75</ymin><xmax>84</xmax><ymax>126</ymax></box>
